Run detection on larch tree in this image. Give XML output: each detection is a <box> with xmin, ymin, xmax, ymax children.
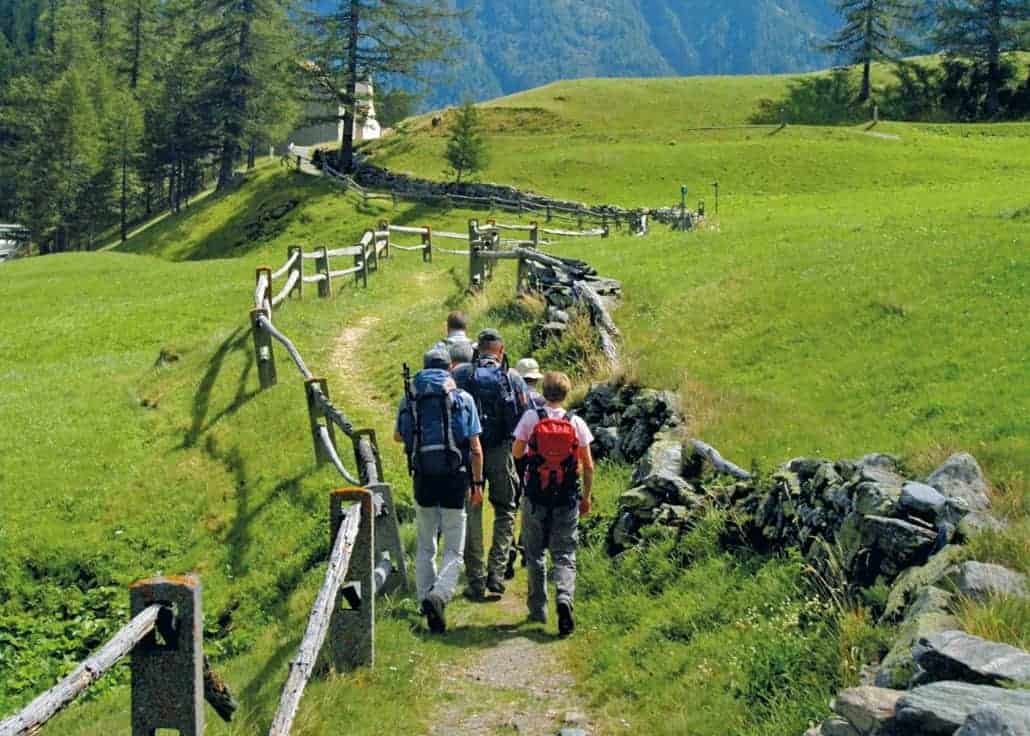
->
<box><xmin>303</xmin><ymin>0</ymin><xmax>462</xmax><ymax>172</ymax></box>
<box><xmin>824</xmin><ymin>0</ymin><xmax>919</xmax><ymax>102</ymax></box>
<box><xmin>444</xmin><ymin>100</ymin><xmax>488</xmax><ymax>184</ymax></box>
<box><xmin>933</xmin><ymin>0</ymin><xmax>1030</xmax><ymax>117</ymax></box>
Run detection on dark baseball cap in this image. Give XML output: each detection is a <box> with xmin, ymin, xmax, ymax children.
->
<box><xmin>423</xmin><ymin>347</ymin><xmax>451</xmax><ymax>369</ymax></box>
<box><xmin>477</xmin><ymin>328</ymin><xmax>503</xmax><ymax>344</ymax></box>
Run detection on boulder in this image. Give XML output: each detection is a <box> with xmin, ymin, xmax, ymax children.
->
<box><xmin>546</xmin><ymin>306</ymin><xmax>571</xmax><ymax>324</ymax></box>
<box><xmin>855</xmin><ymin>454</ymin><xmax>905</xmax><ymax>487</ymax></box>
<box><xmin>876</xmin><ymin>610</ymin><xmax>960</xmax><ymax>689</ymax></box>
<box><xmin>900</xmin><ymin>482</ymin><xmax>948</xmax><ymax>521</ymax></box>
<box><xmin>531</xmin><ymin>321</ymin><xmax>568</xmax><ymax>348</ymax></box>
<box><xmin>926</xmin><ymin>453</ymin><xmax>991</xmax><ymax>512</ymax></box>
<box><xmin>591</xmin><ymin>426</ymin><xmax>621</xmax><ymax>462</ymax></box>
<box><xmin>580</xmin><ymin>382</ymin><xmax>622</xmax><ymax>424</ymax></box>
<box><xmin>642</xmin><ymin>471</ymin><xmax>697</xmax><ymax>506</ymax></box>
<box><xmin>955</xmin><ymin>705</ymin><xmax>1030</xmax><ymax>736</ymax></box>
<box><xmin>820</xmin><ymin>717</ymin><xmax>860</xmax><ymax>736</ymax></box>
<box><xmin>619</xmin><ymin>487</ymin><xmax>660</xmax><ymax>511</ymax></box>
<box><xmin>831</xmin><ymin>686</ymin><xmax>902</xmax><ymax>733</ymax></box>
<box><xmin>854</xmin><ymin>482</ymin><xmax>902</xmax><ymax>516</ymax></box>
<box><xmin>631</xmin><ymin>435</ymin><xmax>683</xmax><ymax>485</ymax></box>
<box><xmin>958</xmin><ymin>511</ymin><xmax>1008</xmax><ymax>541</ymax></box>
<box><xmin>610</xmin><ymin>511</ymin><xmax>637</xmax><ymax>549</ymax></box>
<box><xmin>913</xmin><ymin>630</ymin><xmax>1030</xmax><ymax>687</ymax></box>
<box><xmin>857</xmin><ymin>515</ymin><xmax>937</xmax><ymax>581</ymax></box>
<box><xmin>619</xmin><ymin>421</ymin><xmax>656</xmax><ymax>463</ymax></box>
<box><xmin>945</xmin><ymin>561</ymin><xmax>1028</xmax><ymax>601</ymax></box>
<box><xmin>882</xmin><ymin>545</ymin><xmax>968</xmax><ymax>621</ymax></box>
<box><xmin>895</xmin><ymin>681</ymin><xmax>1030</xmax><ymax>734</ymax></box>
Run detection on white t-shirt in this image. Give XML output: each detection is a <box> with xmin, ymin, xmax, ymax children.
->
<box><xmin>514</xmin><ymin>406</ymin><xmax>594</xmax><ymax>448</ymax></box>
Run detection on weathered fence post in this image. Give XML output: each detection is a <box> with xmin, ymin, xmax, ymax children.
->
<box><xmin>422</xmin><ymin>226</ymin><xmax>433</xmax><ymax>263</ymax></box>
<box><xmin>316</xmin><ymin>246</ymin><xmax>332</xmax><ymax>298</ymax></box>
<box><xmin>288</xmin><ymin>246</ymin><xmax>303</xmax><ymax>300</ymax></box>
<box><xmin>366</xmin><ymin>230</ymin><xmax>378</xmax><ymax>274</ymax></box>
<box><xmin>468</xmin><ymin>219</ymin><xmax>481</xmax><ymax>290</ymax></box>
<box><xmin>366</xmin><ymin>482</ymin><xmax>409</xmax><ymax>595</ymax></box>
<box><xmin>328</xmin><ymin>489</ymin><xmax>375</xmax><ymax>671</ymax></box>
<box><xmin>305</xmin><ymin>378</ymin><xmax>334</xmax><ymax>466</ymax></box>
<box><xmin>546</xmin><ymin>204</ymin><xmax>552</xmax><ymax>223</ymax></box>
<box><xmin>530</xmin><ymin>221</ymin><xmax>540</xmax><ymax>248</ymax></box>
<box><xmin>130</xmin><ymin>575</ymin><xmax>204</xmax><ymax>736</ymax></box>
<box><xmin>250</xmin><ymin>307</ymin><xmax>277</xmax><ymax>389</ymax></box>
<box><xmin>602</xmin><ymin>223</ymin><xmax>610</xmax><ymax>238</ymax></box>
<box><xmin>378</xmin><ymin>220</ymin><xmax>390</xmax><ymax>259</ymax></box>
<box><xmin>255</xmin><ymin>267</ymin><xmax>272</xmax><ymax>309</ymax></box>
<box><xmin>577</xmin><ymin>207</ymin><xmax>585</xmax><ymax>230</ymax></box>
<box><xmin>352</xmin><ymin>429</ymin><xmax>384</xmax><ymax>486</ymax></box>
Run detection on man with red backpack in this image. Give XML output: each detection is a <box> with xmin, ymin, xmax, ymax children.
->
<box><xmin>452</xmin><ymin>328</ymin><xmax>530</xmax><ymax>599</ymax></box>
<box><xmin>395</xmin><ymin>348</ymin><xmax>485</xmax><ymax>633</ymax></box>
<box><xmin>512</xmin><ymin>371</ymin><xmax>594</xmax><ymax>637</ymax></box>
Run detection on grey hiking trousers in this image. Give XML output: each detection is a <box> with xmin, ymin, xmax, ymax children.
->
<box><xmin>465</xmin><ymin>442</ymin><xmax>519</xmax><ymax>589</ymax></box>
<box><xmin>415</xmin><ymin>503</ymin><xmax>467</xmax><ymax>604</ymax></box>
<box><xmin>521</xmin><ymin>497</ymin><xmax>579</xmax><ymax>617</ymax></box>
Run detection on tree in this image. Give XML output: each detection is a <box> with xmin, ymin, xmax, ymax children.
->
<box><xmin>303</xmin><ymin>0</ymin><xmax>461</xmax><ymax>172</ymax></box>
<box><xmin>824</xmin><ymin>0</ymin><xmax>919</xmax><ymax>102</ymax></box>
<box><xmin>933</xmin><ymin>0</ymin><xmax>1030</xmax><ymax>117</ymax></box>
<box><xmin>445</xmin><ymin>101</ymin><xmax>488</xmax><ymax>184</ymax></box>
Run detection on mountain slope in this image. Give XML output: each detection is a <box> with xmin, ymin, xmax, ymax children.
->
<box><xmin>312</xmin><ymin>0</ymin><xmax>837</xmax><ymax>107</ymax></box>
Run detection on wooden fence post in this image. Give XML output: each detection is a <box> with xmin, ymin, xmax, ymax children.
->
<box><xmin>130</xmin><ymin>575</ymin><xmax>204</xmax><ymax>736</ymax></box>
<box><xmin>255</xmin><ymin>267</ymin><xmax>272</xmax><ymax>309</ymax></box>
<box><xmin>378</xmin><ymin>220</ymin><xmax>390</xmax><ymax>258</ymax></box>
<box><xmin>422</xmin><ymin>226</ymin><xmax>433</xmax><ymax>263</ymax></box>
<box><xmin>328</xmin><ymin>489</ymin><xmax>375</xmax><ymax>671</ymax></box>
<box><xmin>250</xmin><ymin>307</ymin><xmax>277</xmax><ymax>389</ymax></box>
<box><xmin>546</xmin><ymin>205</ymin><xmax>552</xmax><ymax>223</ymax></box>
<box><xmin>577</xmin><ymin>207</ymin><xmax>584</xmax><ymax>230</ymax></box>
<box><xmin>288</xmin><ymin>246</ymin><xmax>303</xmax><ymax>300</ymax></box>
<box><xmin>316</xmin><ymin>246</ymin><xmax>332</xmax><ymax>298</ymax></box>
<box><xmin>530</xmin><ymin>221</ymin><xmax>540</xmax><ymax>248</ymax></box>
<box><xmin>366</xmin><ymin>230</ymin><xmax>378</xmax><ymax>274</ymax></box>
<box><xmin>367</xmin><ymin>482</ymin><xmax>409</xmax><ymax>595</ymax></box>
<box><xmin>468</xmin><ymin>219</ymin><xmax>481</xmax><ymax>290</ymax></box>
<box><xmin>305</xmin><ymin>378</ymin><xmax>334</xmax><ymax>466</ymax></box>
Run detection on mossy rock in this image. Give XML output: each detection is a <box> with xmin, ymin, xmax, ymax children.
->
<box><xmin>882</xmin><ymin>545</ymin><xmax>970</xmax><ymax>622</ymax></box>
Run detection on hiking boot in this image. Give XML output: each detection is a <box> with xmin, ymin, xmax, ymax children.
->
<box><xmin>486</xmin><ymin>575</ymin><xmax>506</xmax><ymax>595</ymax></box>
<box><xmin>527</xmin><ymin>609</ymin><xmax>547</xmax><ymax>624</ymax></box>
<box><xmin>462</xmin><ymin>585</ymin><xmax>486</xmax><ymax>602</ymax></box>
<box><xmin>423</xmin><ymin>594</ymin><xmax>446</xmax><ymax>634</ymax></box>
<box><xmin>557</xmin><ymin>600</ymin><xmax>575</xmax><ymax>637</ymax></box>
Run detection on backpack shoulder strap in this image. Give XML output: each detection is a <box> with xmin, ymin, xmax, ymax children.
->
<box><xmin>535</xmin><ymin>407</ymin><xmax>548</xmax><ymax>421</ymax></box>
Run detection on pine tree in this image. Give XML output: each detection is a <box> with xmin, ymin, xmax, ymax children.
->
<box><xmin>824</xmin><ymin>0</ymin><xmax>919</xmax><ymax>102</ymax></box>
<box><xmin>934</xmin><ymin>0</ymin><xmax>1030</xmax><ymax>117</ymax></box>
<box><xmin>445</xmin><ymin>101</ymin><xmax>488</xmax><ymax>184</ymax></box>
<box><xmin>303</xmin><ymin>0</ymin><xmax>461</xmax><ymax>172</ymax></box>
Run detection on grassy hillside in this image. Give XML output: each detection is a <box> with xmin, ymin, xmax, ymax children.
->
<box><xmin>2</xmin><ymin>71</ymin><xmax>1028</xmax><ymax>736</ymax></box>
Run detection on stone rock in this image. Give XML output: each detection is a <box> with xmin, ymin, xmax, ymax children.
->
<box><xmin>945</xmin><ymin>561</ymin><xmax>1029</xmax><ymax>601</ymax></box>
<box><xmin>610</xmin><ymin>511</ymin><xmax>636</xmax><ymax>549</ymax></box>
<box><xmin>580</xmin><ymin>382</ymin><xmax>621</xmax><ymax>424</ymax></box>
<box><xmin>857</xmin><ymin>515</ymin><xmax>937</xmax><ymax>581</ymax></box>
<box><xmin>831</xmin><ymin>686</ymin><xmax>902</xmax><ymax>733</ymax></box>
<box><xmin>883</xmin><ymin>545</ymin><xmax>968</xmax><ymax>621</ymax></box>
<box><xmin>591</xmin><ymin>427</ymin><xmax>621</xmax><ymax>462</ymax></box>
<box><xmin>908</xmin><ymin>585</ymin><xmax>955</xmax><ymax>619</ymax></box>
<box><xmin>563</xmin><ymin>711</ymin><xmax>587</xmax><ymax>725</ymax></box>
<box><xmin>820</xmin><ymin>717</ymin><xmax>859</xmax><ymax>736</ymax></box>
<box><xmin>926</xmin><ymin>453</ymin><xmax>991</xmax><ymax>512</ymax></box>
<box><xmin>619</xmin><ymin>487</ymin><xmax>660</xmax><ymax>511</ymax></box>
<box><xmin>619</xmin><ymin>421</ymin><xmax>655</xmax><ymax>464</ymax></box>
<box><xmin>631</xmin><ymin>435</ymin><xmax>683</xmax><ymax>485</ymax></box>
<box><xmin>804</xmin><ymin>727</ymin><xmax>823</xmax><ymax>736</ymax></box>
<box><xmin>642</xmin><ymin>471</ymin><xmax>695</xmax><ymax>506</ymax></box>
<box><xmin>854</xmin><ymin>482</ymin><xmax>902</xmax><ymax>516</ymax></box>
<box><xmin>787</xmin><ymin>457</ymin><xmax>830</xmax><ymax>480</ymax></box>
<box><xmin>958</xmin><ymin>512</ymin><xmax>1008</xmax><ymax>541</ymax></box>
<box><xmin>913</xmin><ymin>630</ymin><xmax>1030</xmax><ymax>687</ymax></box>
<box><xmin>559</xmin><ymin>729</ymin><xmax>588</xmax><ymax>736</ymax></box>
<box><xmin>855</xmin><ymin>454</ymin><xmax>905</xmax><ymax>487</ymax></box>
<box><xmin>876</xmin><ymin>609</ymin><xmax>960</xmax><ymax>689</ymax></box>
<box><xmin>900</xmin><ymin>482</ymin><xmax>948</xmax><ymax>521</ymax></box>
<box><xmin>531</xmin><ymin>321</ymin><xmax>568</xmax><ymax>348</ymax></box>
<box><xmin>955</xmin><ymin>705</ymin><xmax>1030</xmax><ymax>736</ymax></box>
<box><xmin>547</xmin><ymin>307</ymin><xmax>571</xmax><ymax>324</ymax></box>
<box><xmin>895</xmin><ymin>681</ymin><xmax>1030</xmax><ymax>735</ymax></box>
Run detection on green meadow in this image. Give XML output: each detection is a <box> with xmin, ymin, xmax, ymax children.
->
<box><xmin>1</xmin><ymin>70</ymin><xmax>1028</xmax><ymax>735</ymax></box>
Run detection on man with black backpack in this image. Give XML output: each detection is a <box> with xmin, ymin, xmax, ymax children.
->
<box><xmin>395</xmin><ymin>348</ymin><xmax>485</xmax><ymax>633</ymax></box>
<box><xmin>452</xmin><ymin>328</ymin><xmax>530</xmax><ymax>599</ymax></box>
<box><xmin>513</xmin><ymin>371</ymin><xmax>594</xmax><ymax>637</ymax></box>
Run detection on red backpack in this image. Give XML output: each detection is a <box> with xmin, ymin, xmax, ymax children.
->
<box><xmin>525</xmin><ymin>408</ymin><xmax>580</xmax><ymax>502</ymax></box>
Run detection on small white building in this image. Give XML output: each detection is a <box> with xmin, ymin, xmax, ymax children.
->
<box><xmin>0</xmin><ymin>224</ymin><xmax>28</xmax><ymax>262</ymax></box>
<box><xmin>350</xmin><ymin>80</ymin><xmax>382</xmax><ymax>143</ymax></box>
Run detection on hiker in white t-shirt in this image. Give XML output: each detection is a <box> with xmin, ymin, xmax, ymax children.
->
<box><xmin>512</xmin><ymin>371</ymin><xmax>594</xmax><ymax>637</ymax></box>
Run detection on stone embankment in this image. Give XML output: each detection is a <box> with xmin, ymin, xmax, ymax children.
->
<box><xmin>573</xmin><ymin>380</ymin><xmax>1029</xmax><ymax>736</ymax></box>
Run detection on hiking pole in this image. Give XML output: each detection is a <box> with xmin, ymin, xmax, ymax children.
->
<box><xmin>402</xmin><ymin>363</ymin><xmax>416</xmax><ymax>477</ymax></box>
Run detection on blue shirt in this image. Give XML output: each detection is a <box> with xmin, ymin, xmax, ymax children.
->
<box><xmin>395</xmin><ymin>379</ymin><xmax>482</xmax><ymax>465</ymax></box>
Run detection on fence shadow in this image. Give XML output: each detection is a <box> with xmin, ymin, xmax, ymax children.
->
<box><xmin>183</xmin><ymin>327</ymin><xmax>258</xmax><ymax>449</ymax></box>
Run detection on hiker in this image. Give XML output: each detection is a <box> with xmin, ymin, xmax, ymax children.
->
<box><xmin>512</xmin><ymin>371</ymin><xmax>594</xmax><ymax>636</ymax></box>
<box><xmin>515</xmin><ymin>358</ymin><xmax>547</xmax><ymax>410</ymax></box>
<box><xmin>448</xmin><ymin>339</ymin><xmax>474</xmax><ymax>371</ymax></box>
<box><xmin>433</xmin><ymin>310</ymin><xmax>475</xmax><ymax>356</ymax></box>
<box><xmin>452</xmin><ymin>328</ymin><xmax>530</xmax><ymax>599</ymax></box>
<box><xmin>505</xmin><ymin>358</ymin><xmax>547</xmax><ymax>579</ymax></box>
<box><xmin>395</xmin><ymin>348</ymin><xmax>485</xmax><ymax>633</ymax></box>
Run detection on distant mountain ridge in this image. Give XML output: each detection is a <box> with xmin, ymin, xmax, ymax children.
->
<box><xmin>313</xmin><ymin>0</ymin><xmax>839</xmax><ymax>108</ymax></box>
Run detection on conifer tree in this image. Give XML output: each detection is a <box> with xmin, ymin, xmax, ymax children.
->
<box><xmin>304</xmin><ymin>0</ymin><xmax>461</xmax><ymax>172</ymax></box>
<box><xmin>445</xmin><ymin>100</ymin><xmax>488</xmax><ymax>184</ymax></box>
<box><xmin>824</xmin><ymin>0</ymin><xmax>918</xmax><ymax>102</ymax></box>
<box><xmin>934</xmin><ymin>0</ymin><xmax>1030</xmax><ymax>117</ymax></box>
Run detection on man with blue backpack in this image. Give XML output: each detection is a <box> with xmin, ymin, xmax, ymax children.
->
<box><xmin>452</xmin><ymin>328</ymin><xmax>530</xmax><ymax>599</ymax></box>
<box><xmin>395</xmin><ymin>348</ymin><xmax>485</xmax><ymax>633</ymax></box>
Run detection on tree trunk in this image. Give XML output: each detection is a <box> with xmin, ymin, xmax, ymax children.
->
<box><xmin>860</xmin><ymin>59</ymin><xmax>871</xmax><ymax>103</ymax></box>
<box><xmin>144</xmin><ymin>182</ymin><xmax>152</xmax><ymax>215</ymax></box>
<box><xmin>986</xmin><ymin>0</ymin><xmax>1002</xmax><ymax>118</ymax></box>
<box><xmin>859</xmin><ymin>5</ymin><xmax>873</xmax><ymax>102</ymax></box>
<box><xmin>129</xmin><ymin>0</ymin><xmax>143</xmax><ymax>90</ymax></box>
<box><xmin>247</xmin><ymin>140</ymin><xmax>256</xmax><ymax>170</ymax></box>
<box><xmin>339</xmin><ymin>0</ymin><xmax>360</xmax><ymax>173</ymax></box>
<box><xmin>217</xmin><ymin>137</ymin><xmax>236</xmax><ymax>190</ymax></box>
<box><xmin>120</xmin><ymin>129</ymin><xmax>128</xmax><ymax>242</ymax></box>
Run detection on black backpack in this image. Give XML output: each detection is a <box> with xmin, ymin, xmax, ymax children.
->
<box><xmin>467</xmin><ymin>354</ymin><xmax>522</xmax><ymax>449</ymax></box>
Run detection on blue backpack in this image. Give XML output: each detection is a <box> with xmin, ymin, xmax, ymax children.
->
<box><xmin>406</xmin><ymin>369</ymin><xmax>465</xmax><ymax>477</ymax></box>
<box><xmin>467</xmin><ymin>355</ymin><xmax>522</xmax><ymax>449</ymax></box>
